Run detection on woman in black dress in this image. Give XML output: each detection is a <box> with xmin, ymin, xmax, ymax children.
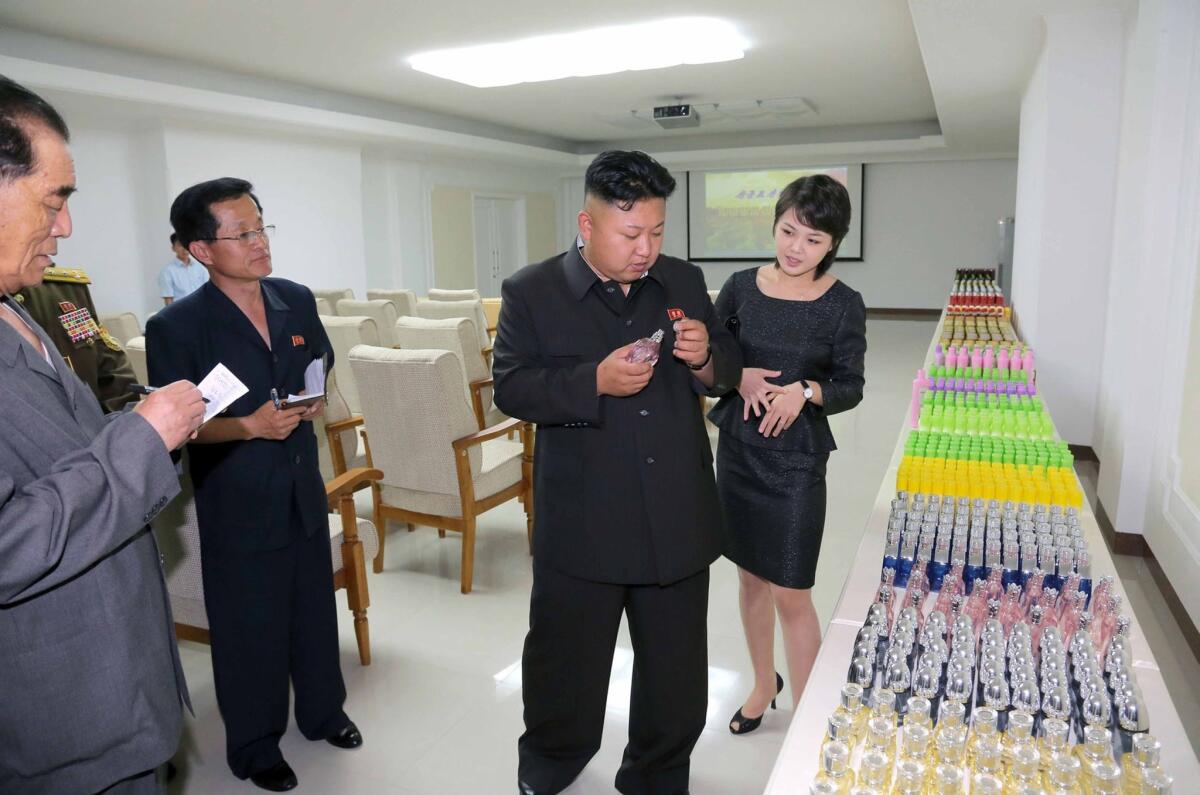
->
<box><xmin>709</xmin><ymin>174</ymin><xmax>866</xmax><ymax>733</ymax></box>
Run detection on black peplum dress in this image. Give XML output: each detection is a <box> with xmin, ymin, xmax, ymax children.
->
<box><xmin>708</xmin><ymin>268</ymin><xmax>867</xmax><ymax>588</ymax></box>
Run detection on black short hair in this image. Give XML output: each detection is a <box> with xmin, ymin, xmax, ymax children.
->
<box><xmin>584</xmin><ymin>150</ymin><xmax>676</xmax><ymax>211</ymax></box>
<box><xmin>773</xmin><ymin>174</ymin><xmax>852</xmax><ymax>276</ymax></box>
<box><xmin>0</xmin><ymin>75</ymin><xmax>70</xmax><ymax>184</ymax></box>
<box><xmin>169</xmin><ymin>232</ymin><xmax>179</xmax><ymax>246</ymax></box>
<box><xmin>170</xmin><ymin>177</ymin><xmax>263</xmax><ymax>248</ymax></box>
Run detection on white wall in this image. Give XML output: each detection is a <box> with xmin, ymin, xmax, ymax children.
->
<box><xmin>162</xmin><ymin>125</ymin><xmax>367</xmax><ymax>299</ymax></box>
<box><xmin>1009</xmin><ymin>10</ymin><xmax>1125</xmax><ymax>445</ymax></box>
<box><xmin>563</xmin><ymin>158</ymin><xmax>1017</xmax><ymax>306</ymax></box>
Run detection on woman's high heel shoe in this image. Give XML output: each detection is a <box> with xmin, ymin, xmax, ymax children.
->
<box><xmin>728</xmin><ymin>672</ymin><xmax>784</xmax><ymax>735</ymax></box>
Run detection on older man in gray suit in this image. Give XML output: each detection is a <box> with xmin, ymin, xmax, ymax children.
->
<box><xmin>0</xmin><ymin>77</ymin><xmax>206</xmax><ymax>794</ymax></box>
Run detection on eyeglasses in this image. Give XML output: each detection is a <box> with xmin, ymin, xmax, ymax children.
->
<box><xmin>207</xmin><ymin>225</ymin><xmax>275</xmax><ymax>245</ymax></box>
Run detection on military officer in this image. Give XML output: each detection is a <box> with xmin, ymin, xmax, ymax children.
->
<box><xmin>16</xmin><ymin>264</ymin><xmax>138</xmax><ymax>413</ymax></box>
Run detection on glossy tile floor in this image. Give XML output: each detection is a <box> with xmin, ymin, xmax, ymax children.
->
<box><xmin>167</xmin><ymin>317</ymin><xmax>1200</xmax><ymax>793</ymax></box>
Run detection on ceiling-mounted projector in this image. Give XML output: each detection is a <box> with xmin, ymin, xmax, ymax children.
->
<box><xmin>653</xmin><ymin>104</ymin><xmax>700</xmax><ymax>129</ymax></box>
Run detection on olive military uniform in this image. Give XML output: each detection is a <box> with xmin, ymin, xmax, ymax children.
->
<box><xmin>16</xmin><ymin>266</ymin><xmax>139</xmax><ymax>413</ymax></box>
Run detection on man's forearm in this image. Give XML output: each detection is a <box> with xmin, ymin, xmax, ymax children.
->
<box><xmin>194</xmin><ymin>416</ymin><xmax>253</xmax><ymax>444</ymax></box>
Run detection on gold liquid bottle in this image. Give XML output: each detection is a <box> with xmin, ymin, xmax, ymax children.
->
<box><xmin>1087</xmin><ymin>761</ymin><xmax>1123</xmax><ymax>795</ymax></box>
<box><xmin>834</xmin><ymin>682</ymin><xmax>868</xmax><ymax>748</ymax></box>
<box><xmin>812</xmin><ymin>740</ymin><xmax>855</xmax><ymax>794</ymax></box>
<box><xmin>898</xmin><ymin>723</ymin><xmax>932</xmax><ymax>766</ymax></box>
<box><xmin>858</xmin><ymin>749</ymin><xmax>892</xmax><ymax>793</ymax></box>
<box><xmin>865</xmin><ymin>716</ymin><xmax>898</xmax><ymax>773</ymax></box>
<box><xmin>1120</xmin><ymin>734</ymin><xmax>1162</xmax><ymax>795</ymax></box>
<box><xmin>970</xmin><ymin>771</ymin><xmax>1003</xmax><ymax>794</ymax></box>
<box><xmin>905</xmin><ymin>696</ymin><xmax>934</xmax><ymax>732</ymax></box>
<box><xmin>969</xmin><ymin>707</ymin><xmax>1001</xmax><ymax>769</ymax></box>
<box><xmin>931</xmin><ymin>763</ymin><xmax>966</xmax><ymax>794</ymax></box>
<box><xmin>847</xmin><ymin>787</ymin><xmax>884</xmax><ymax>795</ymax></box>
<box><xmin>1077</xmin><ymin>725</ymin><xmax>1117</xmax><ymax>790</ymax></box>
<box><xmin>809</xmin><ymin>780</ymin><xmax>839</xmax><ymax>795</ymax></box>
<box><xmin>935</xmin><ymin>725</ymin><xmax>969</xmax><ymax>768</ymax></box>
<box><xmin>972</xmin><ymin>736</ymin><xmax>1005</xmax><ymax>780</ymax></box>
<box><xmin>872</xmin><ymin>689</ymin><xmax>898</xmax><ymax>723</ymax></box>
<box><xmin>1003</xmin><ymin>711</ymin><xmax>1036</xmax><ymax>771</ymax></box>
<box><xmin>1005</xmin><ymin>744</ymin><xmax>1041</xmax><ymax>794</ymax></box>
<box><xmin>820</xmin><ymin>713</ymin><xmax>857</xmax><ymax>764</ymax></box>
<box><xmin>1037</xmin><ymin>718</ymin><xmax>1071</xmax><ymax>777</ymax></box>
<box><xmin>890</xmin><ymin>759</ymin><xmax>926</xmax><ymax>795</ymax></box>
<box><xmin>1045</xmin><ymin>752</ymin><xmax>1084</xmax><ymax>795</ymax></box>
<box><xmin>1139</xmin><ymin>767</ymin><xmax>1174</xmax><ymax>794</ymax></box>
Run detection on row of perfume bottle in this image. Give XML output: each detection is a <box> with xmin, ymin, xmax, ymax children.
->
<box><xmin>904</xmin><ymin>434</ymin><xmax>1075</xmax><ymax>468</ymax></box>
<box><xmin>933</xmin><ymin>344</ymin><xmax>1032</xmax><ymax>376</ymax></box>
<box><xmin>895</xmin><ymin>461</ymin><xmax>1083</xmax><ymax>508</ymax></box>
<box><xmin>939</xmin><ymin>314</ymin><xmax>1017</xmax><ymax>345</ymax></box>
<box><xmin>918</xmin><ymin>405</ymin><xmax>1052</xmax><ymax>438</ymax></box>
<box><xmin>810</xmin><ymin>687</ymin><xmax>1171</xmax><ymax>793</ymax></box>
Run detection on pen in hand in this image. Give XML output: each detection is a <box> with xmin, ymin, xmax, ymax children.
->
<box><xmin>130</xmin><ymin>384</ymin><xmax>209</xmax><ymax>403</ymax></box>
<box><xmin>270</xmin><ymin>387</ymin><xmax>281</xmax><ymax>410</ymax></box>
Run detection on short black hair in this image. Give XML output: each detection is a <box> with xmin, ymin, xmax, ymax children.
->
<box><xmin>773</xmin><ymin>174</ymin><xmax>852</xmax><ymax>276</ymax></box>
<box><xmin>584</xmin><ymin>150</ymin><xmax>676</xmax><ymax>211</ymax></box>
<box><xmin>170</xmin><ymin>177</ymin><xmax>263</xmax><ymax>248</ymax></box>
<box><xmin>0</xmin><ymin>75</ymin><xmax>70</xmax><ymax>184</ymax></box>
<box><xmin>169</xmin><ymin>232</ymin><xmax>179</xmax><ymax>246</ymax></box>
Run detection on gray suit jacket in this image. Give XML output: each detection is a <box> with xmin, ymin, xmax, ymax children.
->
<box><xmin>0</xmin><ymin>296</ymin><xmax>187</xmax><ymax>794</ymax></box>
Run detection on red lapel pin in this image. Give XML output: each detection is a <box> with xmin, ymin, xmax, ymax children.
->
<box><xmin>291</xmin><ymin>335</ymin><xmax>305</xmax><ymax>347</ymax></box>
<box><xmin>667</xmin><ymin>308</ymin><xmax>685</xmax><ymax>321</ymax></box>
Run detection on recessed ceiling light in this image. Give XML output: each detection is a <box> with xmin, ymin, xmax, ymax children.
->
<box><xmin>407</xmin><ymin>17</ymin><xmax>748</xmax><ymax>88</ymax></box>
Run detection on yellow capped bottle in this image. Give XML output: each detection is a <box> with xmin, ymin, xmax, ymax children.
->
<box><xmin>812</xmin><ymin>740</ymin><xmax>855</xmax><ymax>795</ymax></box>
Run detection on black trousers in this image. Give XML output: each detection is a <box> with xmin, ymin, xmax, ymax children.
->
<box><xmin>202</xmin><ymin>519</ymin><xmax>349</xmax><ymax>778</ymax></box>
<box><xmin>518</xmin><ymin>565</ymin><xmax>710</xmax><ymax>795</ymax></box>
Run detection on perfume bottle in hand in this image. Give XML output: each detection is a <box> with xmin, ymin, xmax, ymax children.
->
<box><xmin>626</xmin><ymin>330</ymin><xmax>665</xmax><ymax>365</ymax></box>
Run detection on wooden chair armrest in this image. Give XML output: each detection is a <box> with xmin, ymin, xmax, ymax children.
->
<box><xmin>469</xmin><ymin>377</ymin><xmax>494</xmax><ymax>393</ymax></box>
<box><xmin>326</xmin><ymin>467</ymin><xmax>383</xmax><ymax>505</ymax></box>
<box><xmin>468</xmin><ymin>378</ymin><xmax>495</xmax><ymax>430</ymax></box>
<box><xmin>452</xmin><ymin>417</ymin><xmax>527</xmax><ymax>452</ymax></box>
<box><xmin>325</xmin><ymin>416</ymin><xmax>364</xmax><ymax>435</ymax></box>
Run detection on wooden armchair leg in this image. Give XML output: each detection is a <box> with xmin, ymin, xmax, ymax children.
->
<box><xmin>460</xmin><ymin>518</ymin><xmax>476</xmax><ymax>594</ymax></box>
<box><xmin>343</xmin><ymin>540</ymin><xmax>372</xmax><ymax>666</ymax></box>
<box><xmin>372</xmin><ymin>486</ymin><xmax>386</xmax><ymax>574</ymax></box>
<box><xmin>438</xmin><ymin>528</ymin><xmax>446</xmax><ymax>538</ymax></box>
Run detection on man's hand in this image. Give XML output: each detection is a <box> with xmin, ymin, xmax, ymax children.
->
<box><xmin>758</xmin><ymin>383</ymin><xmax>807</xmax><ymax>438</ymax></box>
<box><xmin>134</xmin><ymin>380</ymin><xmax>206</xmax><ymax>450</ymax></box>
<box><xmin>737</xmin><ymin>367</ymin><xmax>784</xmax><ymax>420</ymax></box>
<box><xmin>597</xmin><ymin>343</ymin><xmax>654</xmax><ymax>397</ymax></box>
<box><xmin>244</xmin><ymin>400</ymin><xmax>307</xmax><ymax>441</ymax></box>
<box><xmin>671</xmin><ymin>318</ymin><xmax>710</xmax><ymax>368</ymax></box>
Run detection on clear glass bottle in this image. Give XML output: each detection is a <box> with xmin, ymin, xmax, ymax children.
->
<box><xmin>890</xmin><ymin>759</ymin><xmax>926</xmax><ymax>795</ymax></box>
<box><xmin>858</xmin><ymin>748</ymin><xmax>892</xmax><ymax>793</ymax></box>
<box><xmin>1037</xmin><ymin>718</ymin><xmax>1071</xmax><ymax>776</ymax></box>
<box><xmin>848</xmin><ymin>787</ymin><xmax>884</xmax><ymax>795</ymax></box>
<box><xmin>898</xmin><ymin>723</ymin><xmax>932</xmax><ymax>765</ymax></box>
<box><xmin>1087</xmin><ymin>761</ymin><xmax>1123</xmax><ymax>795</ymax></box>
<box><xmin>935</xmin><ymin>724</ymin><xmax>969</xmax><ymax>767</ymax></box>
<box><xmin>906</xmin><ymin>696</ymin><xmax>934</xmax><ymax>730</ymax></box>
<box><xmin>865</xmin><ymin>716</ymin><xmax>898</xmax><ymax>766</ymax></box>
<box><xmin>972</xmin><ymin>736</ymin><xmax>1005</xmax><ymax>779</ymax></box>
<box><xmin>1006</xmin><ymin>744</ymin><xmax>1042</xmax><ymax>793</ymax></box>
<box><xmin>1077</xmin><ymin>727</ymin><xmax>1117</xmax><ymax>790</ymax></box>
<box><xmin>1120</xmin><ymin>734</ymin><xmax>1161</xmax><ymax>795</ymax></box>
<box><xmin>1003</xmin><ymin>711</ymin><xmax>1036</xmax><ymax>769</ymax></box>
<box><xmin>931</xmin><ymin>763</ymin><xmax>965</xmax><ymax>794</ymax></box>
<box><xmin>1139</xmin><ymin>767</ymin><xmax>1174</xmax><ymax>794</ymax></box>
<box><xmin>834</xmin><ymin>682</ymin><xmax>868</xmax><ymax>748</ymax></box>
<box><xmin>970</xmin><ymin>771</ymin><xmax>1003</xmax><ymax>794</ymax></box>
<box><xmin>820</xmin><ymin>713</ymin><xmax>856</xmax><ymax>764</ymax></box>
<box><xmin>812</xmin><ymin>740</ymin><xmax>855</xmax><ymax>794</ymax></box>
<box><xmin>1045</xmin><ymin>752</ymin><xmax>1084</xmax><ymax>795</ymax></box>
<box><xmin>872</xmin><ymin>689</ymin><xmax>898</xmax><ymax>725</ymax></box>
<box><xmin>969</xmin><ymin>707</ymin><xmax>1001</xmax><ymax>766</ymax></box>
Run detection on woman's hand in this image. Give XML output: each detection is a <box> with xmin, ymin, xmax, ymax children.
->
<box><xmin>737</xmin><ymin>367</ymin><xmax>784</xmax><ymax>420</ymax></box>
<box><xmin>758</xmin><ymin>382</ymin><xmax>808</xmax><ymax>437</ymax></box>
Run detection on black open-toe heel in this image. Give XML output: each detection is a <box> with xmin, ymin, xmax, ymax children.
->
<box><xmin>728</xmin><ymin>672</ymin><xmax>785</xmax><ymax>735</ymax></box>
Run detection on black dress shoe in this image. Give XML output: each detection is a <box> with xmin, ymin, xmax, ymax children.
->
<box><xmin>326</xmin><ymin>721</ymin><xmax>363</xmax><ymax>749</ymax></box>
<box><xmin>729</xmin><ymin>671</ymin><xmax>785</xmax><ymax>735</ymax></box>
<box><xmin>249</xmin><ymin>760</ymin><xmax>298</xmax><ymax>792</ymax></box>
<box><xmin>517</xmin><ymin>780</ymin><xmax>541</xmax><ymax>795</ymax></box>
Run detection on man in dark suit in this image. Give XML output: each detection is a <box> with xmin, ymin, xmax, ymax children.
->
<box><xmin>493</xmin><ymin>150</ymin><xmax>742</xmax><ymax>795</ymax></box>
<box><xmin>0</xmin><ymin>75</ymin><xmax>205</xmax><ymax>795</ymax></box>
<box><xmin>146</xmin><ymin>178</ymin><xmax>361</xmax><ymax>792</ymax></box>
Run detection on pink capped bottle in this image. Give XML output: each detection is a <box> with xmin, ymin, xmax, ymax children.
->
<box><xmin>998</xmin><ymin>583</ymin><xmax>1023</xmax><ymax>636</ymax></box>
<box><xmin>1038</xmin><ymin>589</ymin><xmax>1060</xmax><ymax>633</ymax></box>
<box><xmin>1098</xmin><ymin>594</ymin><xmax>1122</xmax><ymax>655</ymax></box>
<box><xmin>1023</xmin><ymin>570</ymin><xmax>1045</xmax><ymax>611</ymax></box>
<box><xmin>983</xmin><ymin>346</ymin><xmax>995</xmax><ymax>370</ymax></box>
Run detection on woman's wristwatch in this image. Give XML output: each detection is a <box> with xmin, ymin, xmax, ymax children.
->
<box><xmin>799</xmin><ymin>379</ymin><xmax>814</xmax><ymax>399</ymax></box>
<box><xmin>687</xmin><ymin>344</ymin><xmax>713</xmax><ymax>370</ymax></box>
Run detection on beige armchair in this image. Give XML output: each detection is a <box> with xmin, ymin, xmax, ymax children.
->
<box><xmin>315</xmin><ymin>297</ymin><xmax>334</xmax><ymax>316</ymax></box>
<box><xmin>336</xmin><ymin>299</ymin><xmax>399</xmax><ymax>347</ymax></box>
<box><xmin>481</xmin><ymin>298</ymin><xmax>501</xmax><ymax>337</ymax></box>
<box><xmin>314</xmin><ymin>369</ymin><xmax>369</xmax><ymax>482</ymax></box>
<box><xmin>319</xmin><ymin>315</ymin><xmax>380</xmax><ymax>415</ymax></box>
<box><xmin>124</xmin><ymin>335</ymin><xmax>149</xmax><ymax>383</ymax></box>
<box><xmin>367</xmin><ymin>289</ymin><xmax>418</xmax><ymax>318</ymax></box>
<box><xmin>99</xmin><ymin>312</ymin><xmax>142</xmax><ymax>346</ymax></box>
<box><xmin>427</xmin><ymin>288</ymin><xmax>480</xmax><ymax>301</ymax></box>
<box><xmin>347</xmin><ymin>346</ymin><xmax>532</xmax><ymax>592</ymax></box>
<box><xmin>153</xmin><ymin>453</ymin><xmax>380</xmax><ymax>665</ymax></box>
<box><xmin>393</xmin><ymin>316</ymin><xmax>504</xmax><ymax>430</ymax></box>
<box><xmin>415</xmin><ymin>298</ymin><xmax>492</xmax><ymax>359</ymax></box>
<box><xmin>312</xmin><ymin>288</ymin><xmax>355</xmax><ymax>307</ymax></box>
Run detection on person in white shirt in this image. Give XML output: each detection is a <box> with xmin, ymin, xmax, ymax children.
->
<box><xmin>157</xmin><ymin>232</ymin><xmax>208</xmax><ymax>305</ymax></box>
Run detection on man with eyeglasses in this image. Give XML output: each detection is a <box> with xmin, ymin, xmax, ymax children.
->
<box><xmin>146</xmin><ymin>178</ymin><xmax>361</xmax><ymax>792</ymax></box>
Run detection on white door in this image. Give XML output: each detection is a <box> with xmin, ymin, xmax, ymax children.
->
<box><xmin>473</xmin><ymin>196</ymin><xmax>525</xmax><ymax>298</ymax></box>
